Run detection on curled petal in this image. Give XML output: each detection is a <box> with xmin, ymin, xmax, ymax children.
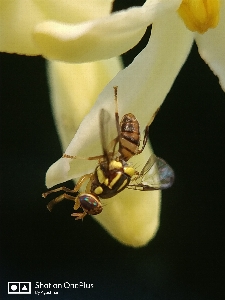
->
<box><xmin>35</xmin><ymin>0</ymin><xmax>113</xmax><ymax>23</ymax></box>
<box><xmin>46</xmin><ymin>57</ymin><xmax>122</xmax><ymax>187</ymax></box>
<box><xmin>34</xmin><ymin>8</ymin><xmax>148</xmax><ymax>62</ymax></box>
<box><xmin>34</xmin><ymin>0</ymin><xmax>182</xmax><ymax>62</ymax></box>
<box><xmin>46</xmin><ymin>57</ymin><xmax>160</xmax><ymax>248</ymax></box>
<box><xmin>0</xmin><ymin>0</ymin><xmax>112</xmax><ymax>55</ymax></box>
<box><xmin>94</xmin><ymin>146</ymin><xmax>161</xmax><ymax>247</ymax></box>
<box><xmin>47</xmin><ymin>57</ymin><xmax>122</xmax><ymax>150</ymax></box>
<box><xmin>45</xmin><ymin>0</ymin><xmax>184</xmax><ymax>246</ymax></box>
<box><xmin>195</xmin><ymin>1</ymin><xmax>225</xmax><ymax>91</ymax></box>
<box><xmin>0</xmin><ymin>0</ymin><xmax>45</xmax><ymax>54</ymax></box>
<box><xmin>46</xmin><ymin>10</ymin><xmax>193</xmax><ymax>188</ymax></box>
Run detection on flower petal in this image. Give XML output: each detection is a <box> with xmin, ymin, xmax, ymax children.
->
<box><xmin>46</xmin><ymin>57</ymin><xmax>161</xmax><ymax>247</ymax></box>
<box><xmin>0</xmin><ymin>0</ymin><xmax>45</xmax><ymax>54</ymax></box>
<box><xmin>0</xmin><ymin>0</ymin><xmax>112</xmax><ymax>55</ymax></box>
<box><xmin>35</xmin><ymin>0</ymin><xmax>113</xmax><ymax>23</ymax></box>
<box><xmin>46</xmin><ymin>10</ymin><xmax>193</xmax><ymax>188</ymax></box>
<box><xmin>47</xmin><ymin>57</ymin><xmax>123</xmax><ymax>151</ymax></box>
<box><xmin>45</xmin><ymin>1</ymin><xmax>185</xmax><ymax>247</ymax></box>
<box><xmin>195</xmin><ymin>1</ymin><xmax>225</xmax><ymax>91</ymax></box>
<box><xmin>33</xmin><ymin>8</ymin><xmax>147</xmax><ymax>62</ymax></box>
<box><xmin>34</xmin><ymin>0</ymin><xmax>182</xmax><ymax>62</ymax></box>
<box><xmin>93</xmin><ymin>146</ymin><xmax>161</xmax><ymax>247</ymax></box>
<box><xmin>46</xmin><ymin>57</ymin><xmax>122</xmax><ymax>187</ymax></box>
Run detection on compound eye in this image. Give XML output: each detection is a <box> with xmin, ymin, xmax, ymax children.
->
<box><xmin>79</xmin><ymin>194</ymin><xmax>102</xmax><ymax>215</ymax></box>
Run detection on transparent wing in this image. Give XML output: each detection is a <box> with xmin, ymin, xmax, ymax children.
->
<box><xmin>128</xmin><ymin>154</ymin><xmax>174</xmax><ymax>191</ymax></box>
<box><xmin>99</xmin><ymin>108</ymin><xmax>120</xmax><ymax>162</ymax></box>
<box><xmin>99</xmin><ymin>109</ymin><xmax>111</xmax><ymax>164</ymax></box>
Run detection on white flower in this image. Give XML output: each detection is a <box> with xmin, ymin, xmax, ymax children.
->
<box><xmin>0</xmin><ymin>1</ymin><xmax>122</xmax><ymax>135</ymax></box>
<box><xmin>0</xmin><ymin>0</ymin><xmax>113</xmax><ymax>55</ymax></box>
<box><xmin>0</xmin><ymin>0</ymin><xmax>122</xmax><ymax>141</ymax></box>
<box><xmin>46</xmin><ymin>60</ymin><xmax>161</xmax><ymax>247</ymax></box>
<box><xmin>44</xmin><ymin>1</ymin><xmax>180</xmax><ymax>247</ymax></box>
<box><xmin>45</xmin><ymin>0</ymin><xmax>225</xmax><ymax>247</ymax></box>
<box><xmin>33</xmin><ymin>0</ymin><xmax>225</xmax><ymax>94</ymax></box>
<box><xmin>2</xmin><ymin>0</ymin><xmax>224</xmax><ymax>89</ymax></box>
<box><xmin>2</xmin><ymin>0</ymin><xmax>224</xmax><ymax>247</ymax></box>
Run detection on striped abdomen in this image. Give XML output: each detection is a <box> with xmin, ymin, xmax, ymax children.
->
<box><xmin>119</xmin><ymin>113</ymin><xmax>140</xmax><ymax>161</ymax></box>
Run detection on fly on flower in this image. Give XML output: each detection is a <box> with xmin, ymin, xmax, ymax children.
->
<box><xmin>42</xmin><ymin>87</ymin><xmax>174</xmax><ymax>220</ymax></box>
<box><xmin>128</xmin><ymin>154</ymin><xmax>174</xmax><ymax>191</ymax></box>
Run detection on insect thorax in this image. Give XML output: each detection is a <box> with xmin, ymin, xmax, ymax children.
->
<box><xmin>90</xmin><ymin>159</ymin><xmax>135</xmax><ymax>199</ymax></box>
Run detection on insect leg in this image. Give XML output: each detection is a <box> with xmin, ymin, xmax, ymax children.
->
<box><xmin>73</xmin><ymin>196</ymin><xmax>81</xmax><ymax>210</ymax></box>
<box><xmin>71</xmin><ymin>211</ymin><xmax>87</xmax><ymax>221</ymax></box>
<box><xmin>136</xmin><ymin>107</ymin><xmax>160</xmax><ymax>155</ymax></box>
<box><xmin>62</xmin><ymin>153</ymin><xmax>105</xmax><ymax>160</ymax></box>
<box><xmin>113</xmin><ymin>86</ymin><xmax>121</xmax><ymax>137</ymax></box>
<box><xmin>47</xmin><ymin>193</ymin><xmax>77</xmax><ymax>212</ymax></box>
<box><xmin>44</xmin><ymin>173</ymin><xmax>93</xmax><ymax>212</ymax></box>
<box><xmin>42</xmin><ymin>186</ymin><xmax>77</xmax><ymax>198</ymax></box>
<box><xmin>84</xmin><ymin>175</ymin><xmax>94</xmax><ymax>193</ymax></box>
<box><xmin>42</xmin><ymin>173</ymin><xmax>93</xmax><ymax>199</ymax></box>
<box><xmin>147</xmin><ymin>106</ymin><xmax>161</xmax><ymax>127</ymax></box>
<box><xmin>135</xmin><ymin>125</ymin><xmax>149</xmax><ymax>155</ymax></box>
<box><xmin>73</xmin><ymin>173</ymin><xmax>93</xmax><ymax>192</ymax></box>
<box><xmin>71</xmin><ymin>176</ymin><xmax>97</xmax><ymax>220</ymax></box>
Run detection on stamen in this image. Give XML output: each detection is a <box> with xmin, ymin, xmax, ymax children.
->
<box><xmin>178</xmin><ymin>0</ymin><xmax>220</xmax><ymax>33</ymax></box>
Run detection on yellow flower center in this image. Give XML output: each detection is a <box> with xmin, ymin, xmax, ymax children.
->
<box><xmin>178</xmin><ymin>0</ymin><xmax>220</xmax><ymax>33</ymax></box>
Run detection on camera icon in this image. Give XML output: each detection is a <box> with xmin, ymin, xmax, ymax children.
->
<box><xmin>8</xmin><ymin>282</ymin><xmax>31</xmax><ymax>294</ymax></box>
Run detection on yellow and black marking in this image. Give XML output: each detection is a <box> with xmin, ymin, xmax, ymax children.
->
<box><xmin>90</xmin><ymin>159</ymin><xmax>135</xmax><ymax>199</ymax></box>
<box><xmin>96</xmin><ymin>166</ymin><xmax>106</xmax><ymax>184</ymax></box>
<box><xmin>119</xmin><ymin>113</ymin><xmax>140</xmax><ymax>161</ymax></box>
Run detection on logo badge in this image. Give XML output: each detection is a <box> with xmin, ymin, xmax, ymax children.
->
<box><xmin>8</xmin><ymin>282</ymin><xmax>31</xmax><ymax>294</ymax></box>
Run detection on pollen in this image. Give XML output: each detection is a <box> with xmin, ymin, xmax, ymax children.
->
<box><xmin>178</xmin><ymin>0</ymin><xmax>220</xmax><ymax>33</ymax></box>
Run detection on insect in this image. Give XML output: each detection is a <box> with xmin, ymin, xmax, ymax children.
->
<box><xmin>127</xmin><ymin>154</ymin><xmax>174</xmax><ymax>191</ymax></box>
<box><xmin>43</xmin><ymin>174</ymin><xmax>103</xmax><ymax>220</ymax></box>
<box><xmin>42</xmin><ymin>86</ymin><xmax>174</xmax><ymax>220</ymax></box>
